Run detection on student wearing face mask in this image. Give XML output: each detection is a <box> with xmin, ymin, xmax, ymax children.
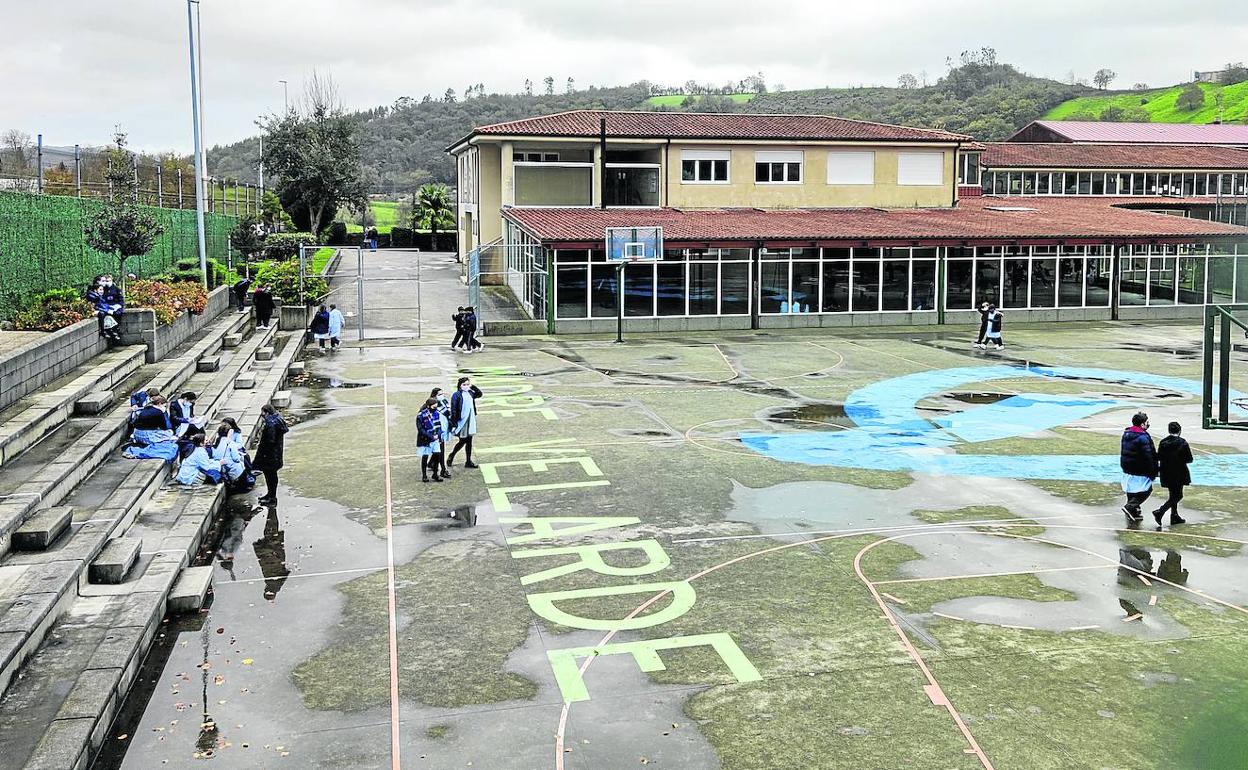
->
<box><xmin>123</xmin><ymin>395</ymin><xmax>180</xmax><ymax>461</ymax></box>
<box><xmin>446</xmin><ymin>377</ymin><xmax>483</xmax><ymax>469</ymax></box>
<box><xmin>87</xmin><ymin>274</ymin><xmax>125</xmax><ymax>342</ymax></box>
<box><xmin>431</xmin><ymin>387</ymin><xmax>452</xmax><ymax>479</ymax></box>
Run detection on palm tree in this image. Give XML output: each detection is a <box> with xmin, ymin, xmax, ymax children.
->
<box><xmin>414</xmin><ymin>183</ymin><xmax>454</xmax><ymax>252</ymax></box>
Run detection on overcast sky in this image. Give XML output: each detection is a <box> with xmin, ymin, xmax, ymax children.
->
<box><xmin>2</xmin><ymin>0</ymin><xmax>1245</xmax><ymax>156</ymax></box>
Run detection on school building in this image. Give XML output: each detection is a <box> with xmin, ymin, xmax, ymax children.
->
<box><xmin>447</xmin><ymin>111</ymin><xmax>1248</xmax><ymax>334</ymax></box>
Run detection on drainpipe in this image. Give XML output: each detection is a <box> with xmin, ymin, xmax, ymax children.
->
<box><xmin>663</xmin><ymin>138</ymin><xmax>671</xmax><ymax>207</ymax></box>
<box><xmin>599</xmin><ymin>117</ymin><xmax>608</xmax><ymax>210</ymax></box>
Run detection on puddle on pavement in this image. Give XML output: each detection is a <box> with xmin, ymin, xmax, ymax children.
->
<box><xmin>765</xmin><ymin>403</ymin><xmax>850</xmax><ymax>430</ymax></box>
<box><xmin>289</xmin><ymin>374</ymin><xmax>370</xmax><ymax>390</ymax></box>
<box><xmin>946</xmin><ymin>392</ymin><xmax>1013</xmax><ymax>405</ymax></box>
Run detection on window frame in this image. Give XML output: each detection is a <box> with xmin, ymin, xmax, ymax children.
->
<box><xmin>679</xmin><ymin>149</ymin><xmax>731</xmax><ymax>184</ymax></box>
<box><xmin>754</xmin><ymin>151</ymin><xmax>804</xmax><ymax>185</ymax></box>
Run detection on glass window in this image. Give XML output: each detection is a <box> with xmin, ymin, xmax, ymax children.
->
<box><xmin>755</xmin><ymin>153</ymin><xmax>803</xmax><ymax>183</ymax></box>
<box><xmin>1022</xmin><ymin>173</ymin><xmax>1036</xmax><ymax>195</ymax></box>
<box><xmin>1148</xmin><ymin>255</ymin><xmax>1175</xmax><ymax>305</ymax></box>
<box><xmin>1003</xmin><ymin>257</ymin><xmax>1029</xmax><ymax>307</ymax></box>
<box><xmin>1196</xmin><ymin>174</ymin><xmax>1208</xmax><ymax>196</ymax></box>
<box><xmin>1091</xmin><ymin>174</ymin><xmax>1105</xmax><ymax>195</ymax></box>
<box><xmin>975</xmin><ymin>258</ymin><xmax>1001</xmax><ymax>306</ymax></box>
<box><xmin>1037</xmin><ymin>173</ymin><xmax>1052</xmax><ymax>195</ymax></box>
<box><xmin>656</xmin><ymin>263</ymin><xmax>686</xmax><ymax>316</ymax></box>
<box><xmin>1086</xmin><ymin>255</ymin><xmax>1112</xmax><ymax>306</ymax></box>
<box><xmin>590</xmin><ymin>263</ymin><xmax>618</xmax><ymax>317</ymax></box>
<box><xmin>1058</xmin><ymin>256</ymin><xmax>1083</xmax><ymax>307</ymax></box>
<box><xmin>720</xmin><ymin>261</ymin><xmax>750</xmax><ymax>315</ymax></box>
<box><xmin>1105</xmin><ymin>174</ymin><xmax>1119</xmax><ymax>195</ymax></box>
<box><xmin>1130</xmin><ymin>174</ymin><xmax>1145</xmax><ymax>195</ymax></box>
<box><xmin>1119</xmin><ymin>253</ymin><xmax>1146</xmax><ymax>306</ymax></box>
<box><xmin>881</xmin><ymin>260</ymin><xmax>909</xmax><ymax>310</ymax></box>
<box><xmin>1144</xmin><ymin>173</ymin><xmax>1159</xmax><ymax>195</ymax></box>
<box><xmin>1008</xmin><ymin>172</ymin><xmax>1022</xmax><ymax>195</ymax></box>
<box><xmin>947</xmin><ymin>260</ymin><xmax>974</xmax><ymax>310</ymax></box>
<box><xmin>1178</xmin><ymin>255</ymin><xmax>1206</xmax><ymax>305</ymax></box>
<box><xmin>759</xmin><ymin>261</ymin><xmax>787</xmax><ymax>314</ymax></box>
<box><xmin>624</xmin><ymin>263</ymin><xmax>655</xmax><ymax>316</ymax></box>
<box><xmin>1031</xmin><ymin>258</ymin><xmax>1057</xmax><ymax>307</ymax></box>
<box><xmin>1182</xmin><ymin>174</ymin><xmax>1196</xmax><ymax>197</ymax></box>
<box><xmin>851</xmin><ymin>260</ymin><xmax>880</xmax><ymax>312</ymax></box>
<box><xmin>1221</xmin><ymin>174</ymin><xmax>1234</xmax><ymax>195</ymax></box>
<box><xmin>681</xmin><ymin>152</ymin><xmax>730</xmax><ymax>183</ymax></box>
<box><xmin>1077</xmin><ymin>172</ymin><xmax>1092</xmax><ymax>195</ymax></box>
<box><xmin>689</xmin><ymin>262</ymin><xmax>717</xmax><ymax>315</ymax></box>
<box><xmin>1061</xmin><ymin>173</ymin><xmax>1077</xmax><ymax>195</ymax></box>
<box><xmin>556</xmin><ymin>265</ymin><xmax>588</xmax><ymax>318</ymax></box>
<box><xmin>791</xmin><ymin>261</ymin><xmax>819</xmax><ymax>313</ymax></box>
<box><xmin>911</xmin><ymin>261</ymin><xmax>937</xmax><ymax>311</ymax></box>
<box><xmin>821</xmin><ymin>259</ymin><xmax>849</xmax><ymax>312</ymax></box>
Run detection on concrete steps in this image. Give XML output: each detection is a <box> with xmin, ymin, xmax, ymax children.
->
<box><xmin>0</xmin><ymin>346</ymin><xmax>145</xmax><ymax>468</ymax></box>
<box><xmin>0</xmin><ymin>329</ymin><xmax>307</xmax><ymax>769</ymax></box>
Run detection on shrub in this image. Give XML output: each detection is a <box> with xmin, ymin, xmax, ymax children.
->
<box><xmin>262</xmin><ymin>232</ymin><xmax>315</xmax><ymax>261</ymax></box>
<box><xmin>327</xmin><ymin>221</ymin><xmax>348</xmax><ymax>246</ymax></box>
<box><xmin>12</xmin><ymin>289</ymin><xmax>95</xmax><ymax>331</ymax></box>
<box><xmin>390</xmin><ymin>226</ymin><xmax>414</xmax><ymax>248</ymax></box>
<box><xmin>126</xmin><ymin>279</ymin><xmax>208</xmax><ymax>325</ymax></box>
<box><xmin>254</xmin><ymin>258</ymin><xmax>328</xmax><ymax>305</ymax></box>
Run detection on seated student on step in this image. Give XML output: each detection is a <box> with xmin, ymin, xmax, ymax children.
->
<box><xmin>175</xmin><ymin>434</ymin><xmax>223</xmax><ymax>486</ymax></box>
<box><xmin>218</xmin><ymin>417</ymin><xmax>253</xmax><ymax>469</ymax></box>
<box><xmin>124</xmin><ymin>396</ymin><xmax>181</xmax><ymax>462</ymax></box>
<box><xmin>171</xmin><ymin>391</ymin><xmax>205</xmax><ymax>438</ymax></box>
<box><xmin>209</xmin><ymin>424</ymin><xmax>254</xmax><ymax>493</ymax></box>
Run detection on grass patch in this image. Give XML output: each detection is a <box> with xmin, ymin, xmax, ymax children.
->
<box><xmin>1044</xmin><ymin>80</ymin><xmax>1248</xmax><ymax>123</ymax></box>
<box><xmin>911</xmin><ymin>505</ymin><xmax>1046</xmax><ymax>536</ymax></box>
<box><xmin>345</xmin><ymin>200</ymin><xmax>401</xmax><ymax>234</ymax></box>
<box><xmin>310</xmin><ymin>246</ymin><xmax>336</xmax><ymax>274</ymax></box>
<box><xmin>292</xmin><ymin>539</ymin><xmax>537</xmax><ymax>711</ymax></box>
<box><xmin>646</xmin><ymin>92</ymin><xmax>759</xmax><ymax>107</ymax></box>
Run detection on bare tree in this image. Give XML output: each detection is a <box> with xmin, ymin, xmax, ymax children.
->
<box><xmin>1093</xmin><ymin>68</ymin><xmax>1116</xmax><ymax>90</ymax></box>
<box><xmin>543</xmin><ymin>76</ymin><xmax>555</xmax><ymax>95</ymax></box>
<box><xmin>566</xmin><ymin>76</ymin><xmax>575</xmax><ymax>94</ymax></box>
<box><xmin>1</xmin><ymin>129</ymin><xmax>33</xmax><ymax>178</ymax></box>
<box><xmin>897</xmin><ymin>73</ymin><xmax>919</xmax><ymax>89</ymax></box>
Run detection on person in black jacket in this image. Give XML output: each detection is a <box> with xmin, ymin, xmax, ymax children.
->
<box><xmin>446</xmin><ymin>377</ymin><xmax>483</xmax><ymax>469</ymax></box>
<box><xmin>1153</xmin><ymin>421</ymin><xmax>1193</xmax><ymax>527</ymax></box>
<box><xmin>310</xmin><ymin>304</ymin><xmax>331</xmax><ymax>350</ymax></box>
<box><xmin>253</xmin><ymin>404</ymin><xmax>289</xmax><ymax>504</ymax></box>
<box><xmin>253</xmin><ymin>285</ymin><xmax>275</xmax><ymax>329</ymax></box>
<box><xmin>972</xmin><ymin>302</ymin><xmax>990</xmax><ymax>349</ymax></box>
<box><xmin>450</xmin><ymin>307</ymin><xmax>466</xmax><ymax>351</ymax></box>
<box><xmin>1119</xmin><ymin>411</ymin><xmax>1159</xmax><ymax>522</ymax></box>
<box><xmin>233</xmin><ymin>276</ymin><xmax>252</xmax><ymax>313</ymax></box>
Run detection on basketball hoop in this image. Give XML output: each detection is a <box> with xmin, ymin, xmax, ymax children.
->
<box><xmin>605</xmin><ymin>227</ymin><xmax>663</xmax><ymax>343</ymax></box>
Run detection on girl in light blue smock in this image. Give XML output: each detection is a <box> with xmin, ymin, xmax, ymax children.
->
<box><xmin>176</xmin><ymin>434</ymin><xmax>223</xmax><ymax>486</ymax></box>
<box><xmin>446</xmin><ymin>377</ymin><xmax>483</xmax><ymax>469</ymax></box>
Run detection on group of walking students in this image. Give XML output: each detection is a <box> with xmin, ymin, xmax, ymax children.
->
<box><xmin>415</xmin><ymin>376</ymin><xmax>482</xmax><ymax>482</ymax></box>
<box><xmin>122</xmin><ymin>388</ymin><xmax>289</xmax><ymax>504</ymax></box>
<box><xmin>1120</xmin><ymin>412</ymin><xmax>1193</xmax><ymax>528</ymax></box>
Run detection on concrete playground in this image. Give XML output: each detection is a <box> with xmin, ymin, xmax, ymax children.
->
<box><xmin>97</xmin><ymin>249</ymin><xmax>1248</xmax><ymax>770</ymax></box>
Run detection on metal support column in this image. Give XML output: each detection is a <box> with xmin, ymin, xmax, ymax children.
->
<box><xmin>356</xmin><ymin>247</ymin><xmax>366</xmax><ymax>341</ymax></box>
<box><xmin>157</xmin><ymin>164</ymin><xmax>163</xmax><ymax>208</ymax></box>
<box><xmin>1220</xmin><ymin>312</ymin><xmax>1232</xmax><ymax>425</ymax></box>
<box><xmin>615</xmin><ymin>262</ymin><xmax>625</xmax><ymax>343</ymax></box>
<box><xmin>73</xmin><ymin>145</ymin><xmax>81</xmax><ymax>197</ymax></box>
<box><xmin>36</xmin><ymin>134</ymin><xmax>43</xmax><ymax>194</ymax></box>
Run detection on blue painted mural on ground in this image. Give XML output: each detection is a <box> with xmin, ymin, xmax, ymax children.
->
<box><xmin>741</xmin><ymin>365</ymin><xmax>1248</xmax><ymax>485</ymax></box>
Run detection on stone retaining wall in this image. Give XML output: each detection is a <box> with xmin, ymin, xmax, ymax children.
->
<box><xmin>120</xmin><ymin>285</ymin><xmax>231</xmax><ymax>363</ymax></box>
<box><xmin>0</xmin><ymin>319</ymin><xmax>108</xmax><ymax>412</ymax></box>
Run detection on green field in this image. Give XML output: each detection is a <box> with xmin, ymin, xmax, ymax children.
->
<box><xmin>1044</xmin><ymin>80</ymin><xmax>1248</xmax><ymax>123</ymax></box>
<box><xmin>345</xmin><ymin>200</ymin><xmax>400</xmax><ymax>234</ymax></box>
<box><xmin>646</xmin><ymin>92</ymin><xmax>759</xmax><ymax>107</ymax></box>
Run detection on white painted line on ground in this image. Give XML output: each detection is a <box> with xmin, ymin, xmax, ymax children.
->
<box><xmin>380</xmin><ymin>366</ymin><xmax>403</xmax><ymax>770</ymax></box>
<box><xmin>215</xmin><ymin>565</ymin><xmax>386</xmax><ymax>586</ymax></box>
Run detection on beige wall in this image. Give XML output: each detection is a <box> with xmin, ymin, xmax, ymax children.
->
<box><xmin>666</xmin><ymin>143</ymin><xmax>955</xmax><ymax>209</ymax></box>
<box><xmin>477</xmin><ymin>143</ymin><xmax>503</xmax><ymax>251</ymax></box>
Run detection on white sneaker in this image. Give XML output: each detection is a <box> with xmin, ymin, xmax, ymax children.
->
<box><xmin>995</xmin><ymin>344</ymin><xmax>1005</xmax><ymax>350</ymax></box>
<box><xmin>973</xmin><ymin>343</ymin><xmax>986</xmax><ymax>349</ymax></box>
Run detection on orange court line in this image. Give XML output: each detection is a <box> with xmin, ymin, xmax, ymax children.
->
<box><xmin>380</xmin><ymin>367</ymin><xmax>403</xmax><ymax>770</ymax></box>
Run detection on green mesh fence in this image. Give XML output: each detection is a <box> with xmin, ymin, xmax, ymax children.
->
<box><xmin>0</xmin><ymin>191</ymin><xmax>236</xmax><ymax>320</ymax></box>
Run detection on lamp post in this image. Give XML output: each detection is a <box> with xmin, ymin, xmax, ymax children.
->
<box><xmin>279</xmin><ymin>79</ymin><xmax>288</xmax><ymax>113</ymax></box>
<box><xmin>187</xmin><ymin>0</ymin><xmax>208</xmax><ymax>288</ymax></box>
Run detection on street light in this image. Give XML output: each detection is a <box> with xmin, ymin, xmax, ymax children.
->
<box><xmin>187</xmin><ymin>0</ymin><xmax>207</xmax><ymax>287</ymax></box>
<box><xmin>279</xmin><ymin>79</ymin><xmax>288</xmax><ymax>113</ymax></box>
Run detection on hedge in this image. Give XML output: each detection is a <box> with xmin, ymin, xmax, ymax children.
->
<box><xmin>0</xmin><ymin>190</ymin><xmax>236</xmax><ymax>320</ymax></box>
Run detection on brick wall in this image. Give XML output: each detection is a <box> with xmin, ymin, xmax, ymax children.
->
<box><xmin>120</xmin><ymin>285</ymin><xmax>231</xmax><ymax>363</ymax></box>
<box><xmin>0</xmin><ymin>319</ymin><xmax>108</xmax><ymax>412</ymax></box>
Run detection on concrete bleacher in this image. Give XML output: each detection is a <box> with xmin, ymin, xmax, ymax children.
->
<box><xmin>0</xmin><ymin>304</ymin><xmax>307</xmax><ymax>769</ymax></box>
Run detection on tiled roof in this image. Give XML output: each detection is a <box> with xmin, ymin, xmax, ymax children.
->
<box><xmin>502</xmin><ymin>198</ymin><xmax>1248</xmax><ymax>246</ymax></box>
<box><xmin>454</xmin><ymin>109</ymin><xmax>970</xmax><ymax>146</ymax></box>
<box><xmin>1010</xmin><ymin>120</ymin><xmax>1248</xmax><ymax>145</ymax></box>
<box><xmin>982</xmin><ymin>142</ymin><xmax>1248</xmax><ymax>169</ymax></box>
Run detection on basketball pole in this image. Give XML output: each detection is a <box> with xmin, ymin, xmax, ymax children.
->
<box><xmin>615</xmin><ymin>261</ymin><xmax>625</xmax><ymax>344</ymax></box>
